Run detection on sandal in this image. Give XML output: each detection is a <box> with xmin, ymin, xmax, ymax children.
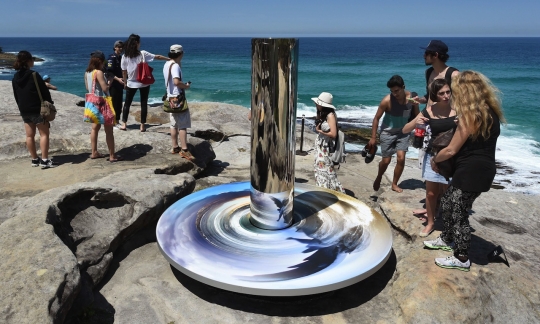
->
<box><xmin>171</xmin><ymin>147</ymin><xmax>181</xmax><ymax>154</ymax></box>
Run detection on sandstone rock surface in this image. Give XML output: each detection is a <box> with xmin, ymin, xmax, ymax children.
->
<box><xmin>1</xmin><ymin>83</ymin><xmax>538</xmax><ymax>323</ymax></box>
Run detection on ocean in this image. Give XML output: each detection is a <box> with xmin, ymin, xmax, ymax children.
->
<box><xmin>1</xmin><ymin>37</ymin><xmax>539</xmax><ymax>194</ymax></box>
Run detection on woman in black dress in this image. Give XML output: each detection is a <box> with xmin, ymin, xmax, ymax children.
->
<box><xmin>423</xmin><ymin>71</ymin><xmax>506</xmax><ymax>271</ymax></box>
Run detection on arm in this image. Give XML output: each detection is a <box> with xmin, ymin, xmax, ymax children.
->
<box><xmin>369</xmin><ymin>97</ymin><xmax>389</xmax><ymax>146</ymax></box>
<box><xmin>433</xmin><ymin>119</ymin><xmax>469</xmax><ymax>163</ymax></box>
<box><xmin>95</xmin><ymin>70</ymin><xmax>110</xmax><ymax>93</ymax></box>
<box><xmin>403</xmin><ymin>111</ymin><xmax>428</xmax><ymax>133</ymax></box>
<box><xmin>173</xmin><ymin>77</ymin><xmax>190</xmax><ymax>89</ymax></box>
<box><xmin>153</xmin><ymin>54</ymin><xmax>169</xmax><ymax>61</ymax></box>
<box><xmin>122</xmin><ymin>70</ymin><xmax>128</xmax><ymax>89</ymax></box>
<box><xmin>46</xmin><ymin>82</ymin><xmax>58</xmax><ymax>91</ymax></box>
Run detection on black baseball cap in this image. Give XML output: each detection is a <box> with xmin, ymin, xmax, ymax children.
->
<box><xmin>90</xmin><ymin>50</ymin><xmax>105</xmax><ymax>60</ymax></box>
<box><xmin>420</xmin><ymin>40</ymin><xmax>448</xmax><ymax>54</ymax></box>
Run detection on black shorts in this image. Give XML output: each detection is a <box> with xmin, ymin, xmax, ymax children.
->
<box><xmin>21</xmin><ymin>114</ymin><xmax>45</xmax><ymax>125</ymax></box>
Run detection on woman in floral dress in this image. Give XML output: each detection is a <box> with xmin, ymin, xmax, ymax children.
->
<box><xmin>312</xmin><ymin>92</ymin><xmax>345</xmax><ymax>193</ymax></box>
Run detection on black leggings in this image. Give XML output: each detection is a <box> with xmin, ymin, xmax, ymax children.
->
<box><xmin>123</xmin><ymin>86</ymin><xmax>150</xmax><ymax>124</ymax></box>
<box><xmin>110</xmin><ymin>86</ymin><xmax>123</xmax><ymax>124</ymax></box>
<box><xmin>440</xmin><ymin>185</ymin><xmax>481</xmax><ymax>259</ymax></box>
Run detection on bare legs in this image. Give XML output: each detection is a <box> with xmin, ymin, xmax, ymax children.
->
<box><xmin>373</xmin><ymin>151</ymin><xmax>406</xmax><ymax>192</ymax></box>
<box><xmin>421</xmin><ymin>181</ymin><xmax>449</xmax><ymax>235</ymax></box>
<box><xmin>170</xmin><ymin>127</ymin><xmax>188</xmax><ymax>150</ymax></box>
<box><xmin>91</xmin><ymin>124</ymin><xmax>118</xmax><ymax>160</ymax></box>
<box><xmin>24</xmin><ymin>122</ymin><xmax>50</xmax><ymax>160</ymax></box>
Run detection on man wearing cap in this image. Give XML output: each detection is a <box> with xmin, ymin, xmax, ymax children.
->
<box><xmin>416</xmin><ymin>40</ymin><xmax>459</xmax><ymax>106</ymax></box>
<box><xmin>370</xmin><ymin>75</ymin><xmax>419</xmax><ymax>193</ymax></box>
<box><xmin>42</xmin><ymin>75</ymin><xmax>57</xmax><ymax>90</ymax></box>
<box><xmin>107</xmin><ymin>40</ymin><xmax>124</xmax><ymax>127</ymax></box>
<box><xmin>163</xmin><ymin>44</ymin><xmax>194</xmax><ymax>160</ymax></box>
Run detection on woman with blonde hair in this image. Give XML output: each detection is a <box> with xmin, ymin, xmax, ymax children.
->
<box><xmin>424</xmin><ymin>71</ymin><xmax>505</xmax><ymax>271</ymax></box>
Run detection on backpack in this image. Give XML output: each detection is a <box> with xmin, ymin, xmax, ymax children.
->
<box><xmin>328</xmin><ymin>113</ymin><xmax>346</xmax><ymax>167</ymax></box>
<box><xmin>424</xmin><ymin>66</ymin><xmax>458</xmax><ymax>99</ymax></box>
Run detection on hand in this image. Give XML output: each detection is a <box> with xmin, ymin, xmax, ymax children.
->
<box><xmin>417</xmin><ymin>96</ymin><xmax>427</xmax><ymax>104</ymax></box>
<box><xmin>368</xmin><ymin>138</ymin><xmax>376</xmax><ymax>148</ymax></box>
<box><xmin>416</xmin><ymin>115</ymin><xmax>429</xmax><ymax>124</ymax></box>
<box><xmin>430</xmin><ymin>157</ymin><xmax>440</xmax><ymax>173</ymax></box>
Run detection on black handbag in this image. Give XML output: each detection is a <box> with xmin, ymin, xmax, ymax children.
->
<box><xmin>431</xmin><ymin>128</ymin><xmax>456</xmax><ymax>180</ymax></box>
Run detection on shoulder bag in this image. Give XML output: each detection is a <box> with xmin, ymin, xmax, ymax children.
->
<box><xmin>431</xmin><ymin>127</ymin><xmax>456</xmax><ymax>180</ymax></box>
<box><xmin>32</xmin><ymin>72</ymin><xmax>57</xmax><ymax>122</ymax></box>
<box><xmin>137</xmin><ymin>53</ymin><xmax>155</xmax><ymax>85</ymax></box>
<box><xmin>84</xmin><ymin>71</ymin><xmax>116</xmax><ymax>125</ymax></box>
<box><xmin>162</xmin><ymin>62</ymin><xmax>188</xmax><ymax>113</ymax></box>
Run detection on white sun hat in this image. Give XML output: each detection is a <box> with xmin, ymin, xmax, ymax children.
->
<box><xmin>311</xmin><ymin>92</ymin><xmax>335</xmax><ymax>109</ymax></box>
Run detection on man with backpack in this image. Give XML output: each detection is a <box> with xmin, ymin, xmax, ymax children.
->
<box><xmin>415</xmin><ymin>40</ymin><xmax>459</xmax><ymax>106</ymax></box>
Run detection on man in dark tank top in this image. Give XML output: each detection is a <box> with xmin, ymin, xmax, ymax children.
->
<box><xmin>369</xmin><ymin>75</ymin><xmax>419</xmax><ymax>193</ymax></box>
<box><xmin>415</xmin><ymin>40</ymin><xmax>459</xmax><ymax>106</ymax></box>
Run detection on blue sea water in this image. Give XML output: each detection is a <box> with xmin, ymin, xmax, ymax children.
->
<box><xmin>1</xmin><ymin>37</ymin><xmax>539</xmax><ymax>194</ymax></box>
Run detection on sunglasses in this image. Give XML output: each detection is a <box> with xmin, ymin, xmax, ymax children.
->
<box><xmin>424</xmin><ymin>51</ymin><xmax>436</xmax><ymax>56</ymax></box>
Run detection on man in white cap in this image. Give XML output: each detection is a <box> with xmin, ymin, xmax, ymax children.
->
<box><xmin>163</xmin><ymin>44</ymin><xmax>193</xmax><ymax>160</ymax></box>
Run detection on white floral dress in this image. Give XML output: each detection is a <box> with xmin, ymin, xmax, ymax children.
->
<box><xmin>314</xmin><ymin>121</ymin><xmax>345</xmax><ymax>193</ymax></box>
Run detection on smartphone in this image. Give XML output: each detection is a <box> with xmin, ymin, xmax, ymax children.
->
<box><xmin>186</xmin><ymin>81</ymin><xmax>192</xmax><ymax>85</ymax></box>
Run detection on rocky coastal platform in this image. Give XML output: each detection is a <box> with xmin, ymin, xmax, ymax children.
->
<box><xmin>0</xmin><ymin>81</ymin><xmax>538</xmax><ymax>323</ymax></box>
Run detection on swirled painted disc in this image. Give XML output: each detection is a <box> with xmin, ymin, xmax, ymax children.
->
<box><xmin>156</xmin><ymin>182</ymin><xmax>392</xmax><ymax>296</ymax></box>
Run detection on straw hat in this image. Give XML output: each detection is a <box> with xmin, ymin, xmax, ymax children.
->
<box><xmin>311</xmin><ymin>92</ymin><xmax>335</xmax><ymax>109</ymax></box>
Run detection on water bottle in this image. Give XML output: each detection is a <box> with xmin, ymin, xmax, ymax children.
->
<box><xmin>413</xmin><ymin>124</ymin><xmax>426</xmax><ymax>149</ymax></box>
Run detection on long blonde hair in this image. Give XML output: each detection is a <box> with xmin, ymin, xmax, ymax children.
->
<box><xmin>451</xmin><ymin>70</ymin><xmax>506</xmax><ymax>140</ymax></box>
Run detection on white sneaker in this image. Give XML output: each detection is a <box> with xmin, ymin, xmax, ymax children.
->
<box><xmin>435</xmin><ymin>255</ymin><xmax>470</xmax><ymax>272</ymax></box>
<box><xmin>423</xmin><ymin>236</ymin><xmax>454</xmax><ymax>251</ymax></box>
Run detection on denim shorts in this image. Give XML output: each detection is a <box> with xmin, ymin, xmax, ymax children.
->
<box><xmin>21</xmin><ymin>114</ymin><xmax>45</xmax><ymax>124</ymax></box>
<box><xmin>379</xmin><ymin>131</ymin><xmax>410</xmax><ymax>157</ymax></box>
<box><xmin>422</xmin><ymin>151</ymin><xmax>450</xmax><ymax>184</ymax></box>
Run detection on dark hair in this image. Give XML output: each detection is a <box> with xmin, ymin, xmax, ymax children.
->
<box><xmin>427</xmin><ymin>50</ymin><xmax>450</xmax><ymax>63</ymax></box>
<box><xmin>86</xmin><ymin>57</ymin><xmax>104</xmax><ymax>72</ymax></box>
<box><xmin>124</xmin><ymin>34</ymin><xmax>141</xmax><ymax>58</ymax></box>
<box><xmin>13</xmin><ymin>50</ymin><xmax>33</xmax><ymax>70</ymax></box>
<box><xmin>429</xmin><ymin>78</ymin><xmax>449</xmax><ymax>102</ymax></box>
<box><xmin>316</xmin><ymin>106</ymin><xmax>335</xmax><ymax>122</ymax></box>
<box><xmin>386</xmin><ymin>75</ymin><xmax>405</xmax><ymax>88</ymax></box>
<box><xmin>168</xmin><ymin>52</ymin><xmax>183</xmax><ymax>59</ymax></box>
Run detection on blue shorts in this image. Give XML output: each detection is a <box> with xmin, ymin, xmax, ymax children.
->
<box><xmin>422</xmin><ymin>151</ymin><xmax>450</xmax><ymax>184</ymax></box>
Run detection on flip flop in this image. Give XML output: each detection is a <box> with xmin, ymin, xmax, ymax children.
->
<box><xmin>365</xmin><ymin>145</ymin><xmax>377</xmax><ymax>164</ymax></box>
<box><xmin>90</xmin><ymin>153</ymin><xmax>106</xmax><ymax>159</ymax></box>
<box><xmin>107</xmin><ymin>156</ymin><xmax>124</xmax><ymax>163</ymax></box>
<box><xmin>360</xmin><ymin>145</ymin><xmax>369</xmax><ymax>157</ymax></box>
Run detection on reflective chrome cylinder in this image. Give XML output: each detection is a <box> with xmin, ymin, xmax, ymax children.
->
<box><xmin>250</xmin><ymin>38</ymin><xmax>299</xmax><ymax>230</ymax></box>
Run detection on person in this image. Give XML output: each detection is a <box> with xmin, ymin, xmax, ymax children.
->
<box><xmin>107</xmin><ymin>40</ymin><xmax>125</xmax><ymax>127</ymax></box>
<box><xmin>11</xmin><ymin>50</ymin><xmax>57</xmax><ymax>169</ymax></box>
<box><xmin>370</xmin><ymin>75</ymin><xmax>419</xmax><ymax>193</ymax></box>
<box><xmin>42</xmin><ymin>74</ymin><xmax>58</xmax><ymax>90</ymax></box>
<box><xmin>403</xmin><ymin>79</ymin><xmax>457</xmax><ymax>237</ymax></box>
<box><xmin>424</xmin><ymin>71</ymin><xmax>505</xmax><ymax>271</ymax></box>
<box><xmin>162</xmin><ymin>44</ymin><xmax>194</xmax><ymax>161</ymax></box>
<box><xmin>120</xmin><ymin>34</ymin><xmax>168</xmax><ymax>132</ymax></box>
<box><xmin>414</xmin><ymin>40</ymin><xmax>459</xmax><ymax>106</ymax></box>
<box><xmin>85</xmin><ymin>50</ymin><xmax>122</xmax><ymax>162</ymax></box>
<box><xmin>312</xmin><ymin>92</ymin><xmax>345</xmax><ymax>193</ymax></box>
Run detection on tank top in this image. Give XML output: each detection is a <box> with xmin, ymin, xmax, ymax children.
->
<box><xmin>380</xmin><ymin>95</ymin><xmax>414</xmax><ymax>133</ymax></box>
<box><xmin>85</xmin><ymin>71</ymin><xmax>106</xmax><ymax>96</ymax></box>
<box><xmin>421</xmin><ymin>109</ymin><xmax>457</xmax><ymax>150</ymax></box>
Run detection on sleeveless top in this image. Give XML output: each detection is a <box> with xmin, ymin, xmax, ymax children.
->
<box><xmin>85</xmin><ymin>71</ymin><xmax>106</xmax><ymax>96</ymax></box>
<box><xmin>452</xmin><ymin>109</ymin><xmax>500</xmax><ymax>193</ymax></box>
<box><xmin>380</xmin><ymin>95</ymin><xmax>414</xmax><ymax>134</ymax></box>
<box><xmin>421</xmin><ymin>109</ymin><xmax>457</xmax><ymax>150</ymax></box>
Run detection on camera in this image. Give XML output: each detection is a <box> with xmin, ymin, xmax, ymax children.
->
<box><xmin>315</xmin><ymin>119</ymin><xmax>322</xmax><ymax>126</ymax></box>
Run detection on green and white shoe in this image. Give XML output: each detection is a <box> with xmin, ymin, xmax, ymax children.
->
<box><xmin>423</xmin><ymin>236</ymin><xmax>454</xmax><ymax>251</ymax></box>
<box><xmin>435</xmin><ymin>256</ymin><xmax>470</xmax><ymax>272</ymax></box>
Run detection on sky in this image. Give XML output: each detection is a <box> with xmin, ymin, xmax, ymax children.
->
<box><xmin>1</xmin><ymin>0</ymin><xmax>539</xmax><ymax>37</ymax></box>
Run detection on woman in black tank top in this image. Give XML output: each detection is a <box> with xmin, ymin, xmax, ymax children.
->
<box><xmin>425</xmin><ymin>71</ymin><xmax>506</xmax><ymax>272</ymax></box>
<box><xmin>403</xmin><ymin>79</ymin><xmax>456</xmax><ymax>237</ymax></box>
